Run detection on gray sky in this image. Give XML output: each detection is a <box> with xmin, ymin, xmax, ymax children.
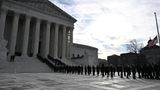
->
<box><xmin>50</xmin><ymin>0</ymin><xmax>160</xmax><ymax>59</ymax></box>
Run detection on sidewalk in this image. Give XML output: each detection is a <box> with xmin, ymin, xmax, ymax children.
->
<box><xmin>0</xmin><ymin>73</ymin><xmax>160</xmax><ymax>90</ymax></box>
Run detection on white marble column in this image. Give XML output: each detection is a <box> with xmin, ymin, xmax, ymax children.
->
<box><xmin>66</xmin><ymin>29</ymin><xmax>70</xmax><ymax>58</ymax></box>
<box><xmin>69</xmin><ymin>28</ymin><xmax>73</xmax><ymax>58</ymax></box>
<box><xmin>62</xmin><ymin>25</ymin><xmax>67</xmax><ymax>59</ymax></box>
<box><xmin>70</xmin><ymin>28</ymin><xmax>73</xmax><ymax>44</ymax></box>
<box><xmin>22</xmin><ymin>16</ymin><xmax>31</xmax><ymax>56</ymax></box>
<box><xmin>54</xmin><ymin>23</ymin><xmax>59</xmax><ymax>59</ymax></box>
<box><xmin>9</xmin><ymin>13</ymin><xmax>20</xmax><ymax>56</ymax></box>
<box><xmin>0</xmin><ymin>9</ymin><xmax>7</xmax><ymax>40</ymax></box>
<box><xmin>0</xmin><ymin>8</ymin><xmax>8</xmax><ymax>60</ymax></box>
<box><xmin>43</xmin><ymin>21</ymin><xmax>51</xmax><ymax>58</ymax></box>
<box><xmin>33</xmin><ymin>18</ymin><xmax>41</xmax><ymax>57</ymax></box>
<box><xmin>49</xmin><ymin>25</ymin><xmax>55</xmax><ymax>57</ymax></box>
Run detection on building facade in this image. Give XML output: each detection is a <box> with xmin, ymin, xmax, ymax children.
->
<box><xmin>107</xmin><ymin>53</ymin><xmax>147</xmax><ymax>66</ymax></box>
<box><xmin>0</xmin><ymin>0</ymin><xmax>76</xmax><ymax>62</ymax></box>
<box><xmin>0</xmin><ymin>0</ymin><xmax>99</xmax><ymax>72</ymax></box>
<box><xmin>98</xmin><ymin>58</ymin><xmax>108</xmax><ymax>66</ymax></box>
<box><xmin>140</xmin><ymin>45</ymin><xmax>160</xmax><ymax>64</ymax></box>
<box><xmin>107</xmin><ymin>55</ymin><xmax>120</xmax><ymax>66</ymax></box>
<box><xmin>71</xmin><ymin>43</ymin><xmax>98</xmax><ymax>66</ymax></box>
<box><xmin>0</xmin><ymin>0</ymin><xmax>77</xmax><ymax>72</ymax></box>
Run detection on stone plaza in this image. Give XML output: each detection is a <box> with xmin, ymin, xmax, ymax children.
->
<box><xmin>0</xmin><ymin>73</ymin><xmax>160</xmax><ymax>90</ymax></box>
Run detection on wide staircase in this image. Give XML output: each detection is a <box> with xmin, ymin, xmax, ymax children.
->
<box><xmin>0</xmin><ymin>56</ymin><xmax>54</xmax><ymax>73</ymax></box>
<box><xmin>36</xmin><ymin>55</ymin><xmax>66</xmax><ymax>69</ymax></box>
<box><xmin>0</xmin><ymin>53</ymin><xmax>77</xmax><ymax>73</ymax></box>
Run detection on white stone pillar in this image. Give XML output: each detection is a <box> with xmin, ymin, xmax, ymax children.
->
<box><xmin>70</xmin><ymin>28</ymin><xmax>73</xmax><ymax>44</ymax></box>
<box><xmin>43</xmin><ymin>21</ymin><xmax>51</xmax><ymax>58</ymax></box>
<box><xmin>62</xmin><ymin>25</ymin><xmax>67</xmax><ymax>59</ymax></box>
<box><xmin>54</xmin><ymin>23</ymin><xmax>59</xmax><ymax>59</ymax></box>
<box><xmin>22</xmin><ymin>16</ymin><xmax>31</xmax><ymax>56</ymax></box>
<box><xmin>9</xmin><ymin>13</ymin><xmax>20</xmax><ymax>56</ymax></box>
<box><xmin>0</xmin><ymin>9</ymin><xmax>7</xmax><ymax>40</ymax></box>
<box><xmin>0</xmin><ymin>8</ymin><xmax>8</xmax><ymax>60</ymax></box>
<box><xmin>49</xmin><ymin>25</ymin><xmax>55</xmax><ymax>57</ymax></box>
<box><xmin>33</xmin><ymin>18</ymin><xmax>41</xmax><ymax>57</ymax></box>
<box><xmin>69</xmin><ymin>28</ymin><xmax>73</xmax><ymax>58</ymax></box>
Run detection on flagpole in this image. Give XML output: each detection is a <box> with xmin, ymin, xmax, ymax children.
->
<box><xmin>154</xmin><ymin>12</ymin><xmax>160</xmax><ymax>46</ymax></box>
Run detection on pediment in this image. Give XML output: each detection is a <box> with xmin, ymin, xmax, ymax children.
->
<box><xmin>13</xmin><ymin>0</ymin><xmax>76</xmax><ymax>23</ymax></box>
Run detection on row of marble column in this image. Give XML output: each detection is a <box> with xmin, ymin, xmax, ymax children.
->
<box><xmin>0</xmin><ymin>8</ymin><xmax>73</xmax><ymax>60</ymax></box>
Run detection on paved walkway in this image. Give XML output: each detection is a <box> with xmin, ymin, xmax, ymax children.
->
<box><xmin>0</xmin><ymin>73</ymin><xmax>160</xmax><ymax>90</ymax></box>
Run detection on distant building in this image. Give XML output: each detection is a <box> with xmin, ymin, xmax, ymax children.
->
<box><xmin>98</xmin><ymin>58</ymin><xmax>108</xmax><ymax>66</ymax></box>
<box><xmin>107</xmin><ymin>54</ymin><xmax>120</xmax><ymax>66</ymax></box>
<box><xmin>120</xmin><ymin>53</ymin><xmax>147</xmax><ymax>65</ymax></box>
<box><xmin>107</xmin><ymin>53</ymin><xmax>147</xmax><ymax>66</ymax></box>
<box><xmin>107</xmin><ymin>38</ymin><xmax>160</xmax><ymax>66</ymax></box>
<box><xmin>140</xmin><ymin>45</ymin><xmax>160</xmax><ymax>64</ymax></box>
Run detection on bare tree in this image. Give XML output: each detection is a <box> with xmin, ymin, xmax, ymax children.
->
<box><xmin>126</xmin><ymin>39</ymin><xmax>143</xmax><ymax>53</ymax></box>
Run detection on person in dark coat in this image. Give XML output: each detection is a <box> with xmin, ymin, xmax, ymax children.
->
<box><xmin>120</xmin><ymin>65</ymin><xmax>123</xmax><ymax>78</ymax></box>
<box><xmin>101</xmin><ymin>64</ymin><xmax>105</xmax><ymax>77</ymax></box>
<box><xmin>85</xmin><ymin>66</ymin><xmax>87</xmax><ymax>75</ymax></box>
<box><xmin>96</xmin><ymin>65</ymin><xmax>100</xmax><ymax>76</ymax></box>
<box><xmin>126</xmin><ymin>65</ymin><xmax>131</xmax><ymax>79</ymax></box>
<box><xmin>92</xmin><ymin>66</ymin><xmax>95</xmax><ymax>76</ymax></box>
<box><xmin>132</xmin><ymin>65</ymin><xmax>136</xmax><ymax>79</ymax></box>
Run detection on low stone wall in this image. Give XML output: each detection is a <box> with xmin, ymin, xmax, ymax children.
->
<box><xmin>70</xmin><ymin>43</ymin><xmax>98</xmax><ymax>66</ymax></box>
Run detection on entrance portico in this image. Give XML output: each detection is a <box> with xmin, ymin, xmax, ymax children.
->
<box><xmin>0</xmin><ymin>0</ymin><xmax>76</xmax><ymax>62</ymax></box>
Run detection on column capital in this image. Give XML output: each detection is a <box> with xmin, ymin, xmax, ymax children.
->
<box><xmin>36</xmin><ymin>18</ymin><xmax>41</xmax><ymax>21</ymax></box>
<box><xmin>14</xmin><ymin>12</ymin><xmax>20</xmax><ymax>17</ymax></box>
<box><xmin>55</xmin><ymin>23</ymin><xmax>60</xmax><ymax>27</ymax></box>
<box><xmin>70</xmin><ymin>27</ymin><xmax>74</xmax><ymax>30</ymax></box>
<box><xmin>47</xmin><ymin>21</ymin><xmax>51</xmax><ymax>25</ymax></box>
<box><xmin>67</xmin><ymin>27</ymin><xmax>74</xmax><ymax>32</ymax></box>
<box><xmin>0</xmin><ymin>8</ymin><xmax>8</xmax><ymax>13</ymax></box>
<box><xmin>70</xmin><ymin>28</ymin><xmax>73</xmax><ymax>31</ymax></box>
<box><xmin>25</xmin><ymin>15</ymin><xmax>31</xmax><ymax>19</ymax></box>
<box><xmin>62</xmin><ymin>25</ymin><xmax>67</xmax><ymax>29</ymax></box>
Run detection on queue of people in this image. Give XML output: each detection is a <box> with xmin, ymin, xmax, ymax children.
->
<box><xmin>50</xmin><ymin>63</ymin><xmax>160</xmax><ymax>80</ymax></box>
<box><xmin>36</xmin><ymin>54</ymin><xmax>160</xmax><ymax>80</ymax></box>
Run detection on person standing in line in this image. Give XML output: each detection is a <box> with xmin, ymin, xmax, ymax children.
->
<box><xmin>96</xmin><ymin>65</ymin><xmax>99</xmax><ymax>76</ymax></box>
<box><xmin>92</xmin><ymin>66</ymin><xmax>95</xmax><ymax>76</ymax></box>
<box><xmin>132</xmin><ymin>65</ymin><xmax>136</xmax><ymax>79</ymax></box>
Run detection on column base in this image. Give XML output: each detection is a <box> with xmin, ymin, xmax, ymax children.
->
<box><xmin>0</xmin><ymin>39</ymin><xmax>8</xmax><ymax>61</ymax></box>
<box><xmin>53</xmin><ymin>55</ymin><xmax>59</xmax><ymax>60</ymax></box>
<box><xmin>21</xmin><ymin>54</ymin><xmax>29</xmax><ymax>58</ymax></box>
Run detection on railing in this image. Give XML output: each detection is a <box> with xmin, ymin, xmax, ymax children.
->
<box><xmin>36</xmin><ymin>54</ymin><xmax>67</xmax><ymax>71</ymax></box>
<box><xmin>47</xmin><ymin>55</ymin><xmax>66</xmax><ymax>66</ymax></box>
<box><xmin>36</xmin><ymin>54</ymin><xmax>55</xmax><ymax>70</ymax></box>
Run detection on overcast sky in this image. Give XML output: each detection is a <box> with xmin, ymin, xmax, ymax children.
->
<box><xmin>50</xmin><ymin>0</ymin><xmax>160</xmax><ymax>59</ymax></box>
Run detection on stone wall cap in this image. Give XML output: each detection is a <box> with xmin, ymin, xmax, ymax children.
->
<box><xmin>73</xmin><ymin>43</ymin><xmax>98</xmax><ymax>50</ymax></box>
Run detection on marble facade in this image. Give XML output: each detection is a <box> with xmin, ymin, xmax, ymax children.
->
<box><xmin>0</xmin><ymin>0</ymin><xmax>76</xmax><ymax>62</ymax></box>
<box><xmin>0</xmin><ymin>0</ymin><xmax>99</xmax><ymax>71</ymax></box>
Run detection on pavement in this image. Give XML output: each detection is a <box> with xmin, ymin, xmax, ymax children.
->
<box><xmin>0</xmin><ymin>73</ymin><xmax>160</xmax><ymax>90</ymax></box>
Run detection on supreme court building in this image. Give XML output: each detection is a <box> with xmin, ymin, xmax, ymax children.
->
<box><xmin>0</xmin><ymin>0</ymin><xmax>98</xmax><ymax>72</ymax></box>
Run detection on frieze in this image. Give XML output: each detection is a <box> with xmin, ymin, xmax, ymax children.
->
<box><xmin>11</xmin><ymin>0</ymin><xmax>76</xmax><ymax>23</ymax></box>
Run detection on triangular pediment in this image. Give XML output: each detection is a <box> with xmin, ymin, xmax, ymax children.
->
<box><xmin>13</xmin><ymin>0</ymin><xmax>76</xmax><ymax>23</ymax></box>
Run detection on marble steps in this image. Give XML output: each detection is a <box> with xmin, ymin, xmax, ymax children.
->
<box><xmin>0</xmin><ymin>56</ymin><xmax>53</xmax><ymax>73</ymax></box>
